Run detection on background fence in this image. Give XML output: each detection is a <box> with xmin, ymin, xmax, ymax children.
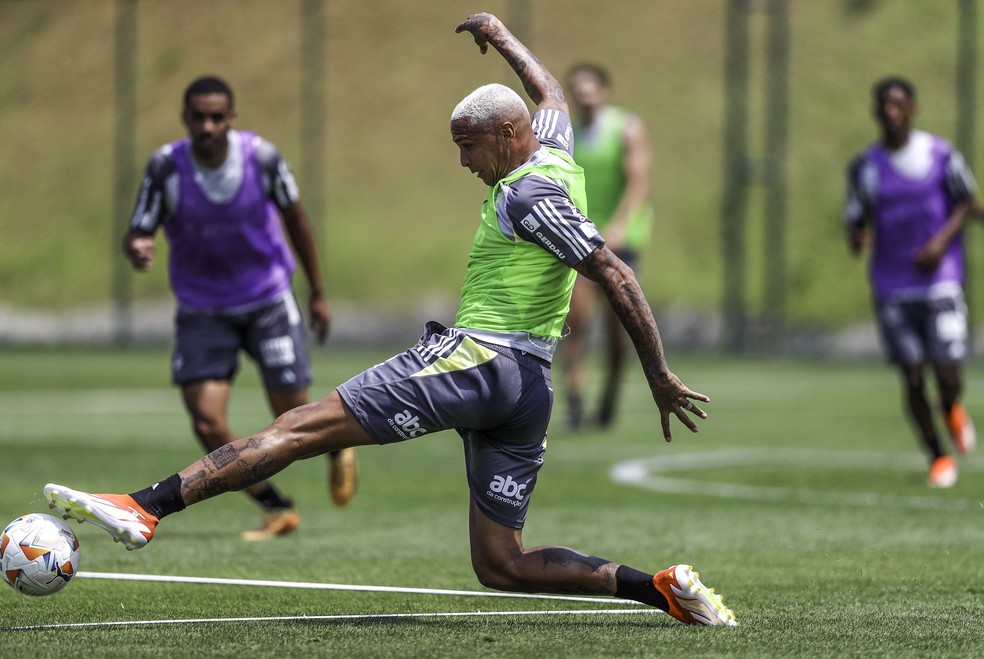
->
<box><xmin>0</xmin><ymin>0</ymin><xmax>981</xmax><ymax>352</ymax></box>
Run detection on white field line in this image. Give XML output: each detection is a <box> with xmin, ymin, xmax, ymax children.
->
<box><xmin>2</xmin><ymin>608</ymin><xmax>660</xmax><ymax>631</ymax></box>
<box><xmin>611</xmin><ymin>448</ymin><xmax>984</xmax><ymax>511</ymax></box>
<box><xmin>76</xmin><ymin>571</ymin><xmax>639</xmax><ymax>605</ymax></box>
<box><xmin>0</xmin><ymin>571</ymin><xmax>652</xmax><ymax>632</ymax></box>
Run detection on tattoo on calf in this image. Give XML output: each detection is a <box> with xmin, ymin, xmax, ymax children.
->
<box><xmin>180</xmin><ymin>471</ymin><xmax>230</xmax><ymax>503</ymax></box>
<box><xmin>209</xmin><ymin>444</ymin><xmax>239</xmax><ymax>469</ymax></box>
<box><xmin>540</xmin><ymin>548</ymin><xmax>610</xmax><ymax>572</ymax></box>
<box><xmin>236</xmin><ymin>454</ymin><xmax>277</xmax><ymax>483</ymax></box>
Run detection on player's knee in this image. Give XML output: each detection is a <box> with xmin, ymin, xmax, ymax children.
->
<box><xmin>191</xmin><ymin>416</ymin><xmax>228</xmax><ymax>443</ymax></box>
<box><xmin>902</xmin><ymin>367</ymin><xmax>926</xmax><ymax>392</ymax></box>
<box><xmin>471</xmin><ymin>554</ymin><xmax>532</xmax><ymax>592</ymax></box>
<box><xmin>471</xmin><ymin>559</ymin><xmax>515</xmax><ymax>591</ymax></box>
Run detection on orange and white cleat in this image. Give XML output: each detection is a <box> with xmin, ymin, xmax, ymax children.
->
<box><xmin>928</xmin><ymin>455</ymin><xmax>958</xmax><ymax>488</ymax></box>
<box><xmin>653</xmin><ymin>564</ymin><xmax>737</xmax><ymax>626</ymax></box>
<box><xmin>944</xmin><ymin>402</ymin><xmax>976</xmax><ymax>456</ymax></box>
<box><xmin>44</xmin><ymin>483</ymin><xmax>158</xmax><ymax>550</ymax></box>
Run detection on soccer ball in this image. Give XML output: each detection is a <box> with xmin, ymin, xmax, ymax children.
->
<box><xmin>1</xmin><ymin>513</ymin><xmax>81</xmax><ymax>596</ymax></box>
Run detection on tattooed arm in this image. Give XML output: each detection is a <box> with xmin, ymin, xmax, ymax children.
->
<box><xmin>455</xmin><ymin>12</ymin><xmax>567</xmax><ymax>114</ymax></box>
<box><xmin>575</xmin><ymin>245</ymin><xmax>709</xmax><ymax>441</ymax></box>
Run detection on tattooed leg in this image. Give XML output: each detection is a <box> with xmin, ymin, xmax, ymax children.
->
<box><xmin>177</xmin><ymin>391</ymin><xmax>374</xmax><ymax>506</ymax></box>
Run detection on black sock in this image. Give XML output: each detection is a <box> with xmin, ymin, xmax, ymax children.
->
<box><xmin>926</xmin><ymin>435</ymin><xmax>946</xmax><ymax>460</ymax></box>
<box><xmin>129</xmin><ymin>474</ymin><xmax>185</xmax><ymax>520</ymax></box>
<box><xmin>251</xmin><ymin>484</ymin><xmax>293</xmax><ymax>510</ymax></box>
<box><xmin>614</xmin><ymin>565</ymin><xmax>669</xmax><ymax>611</ymax></box>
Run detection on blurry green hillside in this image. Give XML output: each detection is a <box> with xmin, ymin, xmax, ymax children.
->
<box><xmin>1</xmin><ymin>0</ymin><xmax>982</xmax><ymax>331</ymax></box>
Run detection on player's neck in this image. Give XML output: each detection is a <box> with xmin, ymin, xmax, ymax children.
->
<box><xmin>881</xmin><ymin>128</ymin><xmax>911</xmax><ymax>151</ymax></box>
<box><xmin>191</xmin><ymin>146</ymin><xmax>229</xmax><ymax>169</ymax></box>
<box><xmin>578</xmin><ymin>105</ymin><xmax>603</xmax><ymax>126</ymax></box>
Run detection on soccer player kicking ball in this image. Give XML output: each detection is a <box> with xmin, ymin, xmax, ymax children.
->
<box><xmin>45</xmin><ymin>13</ymin><xmax>736</xmax><ymax>627</ymax></box>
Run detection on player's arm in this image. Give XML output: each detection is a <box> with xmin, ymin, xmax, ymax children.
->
<box><xmin>455</xmin><ymin>13</ymin><xmax>567</xmax><ymax>115</ymax></box>
<box><xmin>606</xmin><ymin>114</ymin><xmax>652</xmax><ymax>249</ymax></box>
<box><xmin>574</xmin><ymin>245</ymin><xmax>708</xmax><ymax>441</ymax></box>
<box><xmin>263</xmin><ymin>141</ymin><xmax>331</xmax><ymax>343</ymax></box>
<box><xmin>123</xmin><ymin>155</ymin><xmax>169</xmax><ymax>271</ymax></box>
<box><xmin>914</xmin><ymin>150</ymin><xmax>977</xmax><ymax>272</ymax></box>
<box><xmin>913</xmin><ymin>200</ymin><xmax>974</xmax><ymax>272</ymax></box>
<box><xmin>281</xmin><ymin>201</ymin><xmax>330</xmax><ymax>344</ymax></box>
<box><xmin>843</xmin><ymin>156</ymin><xmax>869</xmax><ymax>257</ymax></box>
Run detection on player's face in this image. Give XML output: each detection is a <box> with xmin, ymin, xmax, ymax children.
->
<box><xmin>182</xmin><ymin>93</ymin><xmax>237</xmax><ymax>165</ymax></box>
<box><xmin>874</xmin><ymin>86</ymin><xmax>914</xmax><ymax>139</ymax></box>
<box><xmin>569</xmin><ymin>71</ymin><xmax>608</xmax><ymax>117</ymax></box>
<box><xmin>451</xmin><ymin>118</ymin><xmax>510</xmax><ymax>186</ymax></box>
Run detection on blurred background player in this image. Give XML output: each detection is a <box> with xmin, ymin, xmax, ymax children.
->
<box><xmin>844</xmin><ymin>76</ymin><xmax>977</xmax><ymax>488</ymax></box>
<box><xmin>561</xmin><ymin>63</ymin><xmax>654</xmax><ymax>430</ymax></box>
<box><xmin>124</xmin><ymin>75</ymin><xmax>358</xmax><ymax>539</ymax></box>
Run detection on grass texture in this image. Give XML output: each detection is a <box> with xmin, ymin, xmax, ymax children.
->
<box><xmin>0</xmin><ymin>347</ymin><xmax>982</xmax><ymax>657</ymax></box>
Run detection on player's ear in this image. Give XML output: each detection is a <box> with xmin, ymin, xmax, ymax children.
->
<box><xmin>227</xmin><ymin>108</ymin><xmax>238</xmax><ymax>126</ymax></box>
<box><xmin>499</xmin><ymin>121</ymin><xmax>517</xmax><ymax>144</ymax></box>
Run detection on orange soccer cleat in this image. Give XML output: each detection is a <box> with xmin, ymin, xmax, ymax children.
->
<box><xmin>44</xmin><ymin>483</ymin><xmax>158</xmax><ymax>550</ymax></box>
<box><xmin>944</xmin><ymin>402</ymin><xmax>976</xmax><ymax>456</ymax></box>
<box><xmin>928</xmin><ymin>455</ymin><xmax>958</xmax><ymax>488</ymax></box>
<box><xmin>653</xmin><ymin>564</ymin><xmax>737</xmax><ymax>626</ymax></box>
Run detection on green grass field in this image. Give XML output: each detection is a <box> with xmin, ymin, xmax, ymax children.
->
<box><xmin>1</xmin><ymin>347</ymin><xmax>983</xmax><ymax>657</ymax></box>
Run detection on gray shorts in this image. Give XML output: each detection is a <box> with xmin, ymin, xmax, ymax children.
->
<box><xmin>337</xmin><ymin>321</ymin><xmax>553</xmax><ymax>528</ymax></box>
<box><xmin>173</xmin><ymin>294</ymin><xmax>313</xmax><ymax>392</ymax></box>
<box><xmin>876</xmin><ymin>291</ymin><xmax>968</xmax><ymax>365</ymax></box>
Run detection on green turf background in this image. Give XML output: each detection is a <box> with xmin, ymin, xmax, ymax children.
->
<box><xmin>1</xmin><ymin>348</ymin><xmax>982</xmax><ymax>656</ymax></box>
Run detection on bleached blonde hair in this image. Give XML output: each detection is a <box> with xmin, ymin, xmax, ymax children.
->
<box><xmin>451</xmin><ymin>83</ymin><xmax>530</xmax><ymax>130</ymax></box>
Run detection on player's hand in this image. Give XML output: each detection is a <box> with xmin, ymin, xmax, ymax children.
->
<box><xmin>847</xmin><ymin>226</ymin><xmax>868</xmax><ymax>256</ymax></box>
<box><xmin>309</xmin><ymin>292</ymin><xmax>330</xmax><ymax>345</ymax></box>
<box><xmin>648</xmin><ymin>370</ymin><xmax>709</xmax><ymax>442</ymax></box>
<box><xmin>913</xmin><ymin>237</ymin><xmax>945</xmax><ymax>272</ymax></box>
<box><xmin>125</xmin><ymin>235</ymin><xmax>156</xmax><ymax>271</ymax></box>
<box><xmin>455</xmin><ymin>13</ymin><xmax>502</xmax><ymax>53</ymax></box>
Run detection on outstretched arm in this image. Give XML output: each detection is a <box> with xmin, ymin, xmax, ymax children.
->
<box><xmin>575</xmin><ymin>245</ymin><xmax>709</xmax><ymax>441</ymax></box>
<box><xmin>455</xmin><ymin>12</ymin><xmax>567</xmax><ymax>115</ymax></box>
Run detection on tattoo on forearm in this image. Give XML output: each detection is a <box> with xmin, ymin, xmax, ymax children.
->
<box><xmin>488</xmin><ymin>29</ymin><xmax>562</xmax><ymax>106</ymax></box>
<box><xmin>579</xmin><ymin>249</ymin><xmax>666</xmax><ymax>382</ymax></box>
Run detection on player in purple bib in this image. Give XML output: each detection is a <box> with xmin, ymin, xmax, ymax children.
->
<box><xmin>845</xmin><ymin>76</ymin><xmax>977</xmax><ymax>487</ymax></box>
<box><xmin>123</xmin><ymin>76</ymin><xmax>357</xmax><ymax>539</ymax></box>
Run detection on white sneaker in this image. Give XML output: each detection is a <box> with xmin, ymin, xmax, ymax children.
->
<box><xmin>44</xmin><ymin>483</ymin><xmax>158</xmax><ymax>550</ymax></box>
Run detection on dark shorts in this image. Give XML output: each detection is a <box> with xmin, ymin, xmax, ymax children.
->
<box><xmin>336</xmin><ymin>321</ymin><xmax>553</xmax><ymax>528</ymax></box>
<box><xmin>875</xmin><ymin>291</ymin><xmax>968</xmax><ymax>366</ymax></box>
<box><xmin>173</xmin><ymin>294</ymin><xmax>313</xmax><ymax>392</ymax></box>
